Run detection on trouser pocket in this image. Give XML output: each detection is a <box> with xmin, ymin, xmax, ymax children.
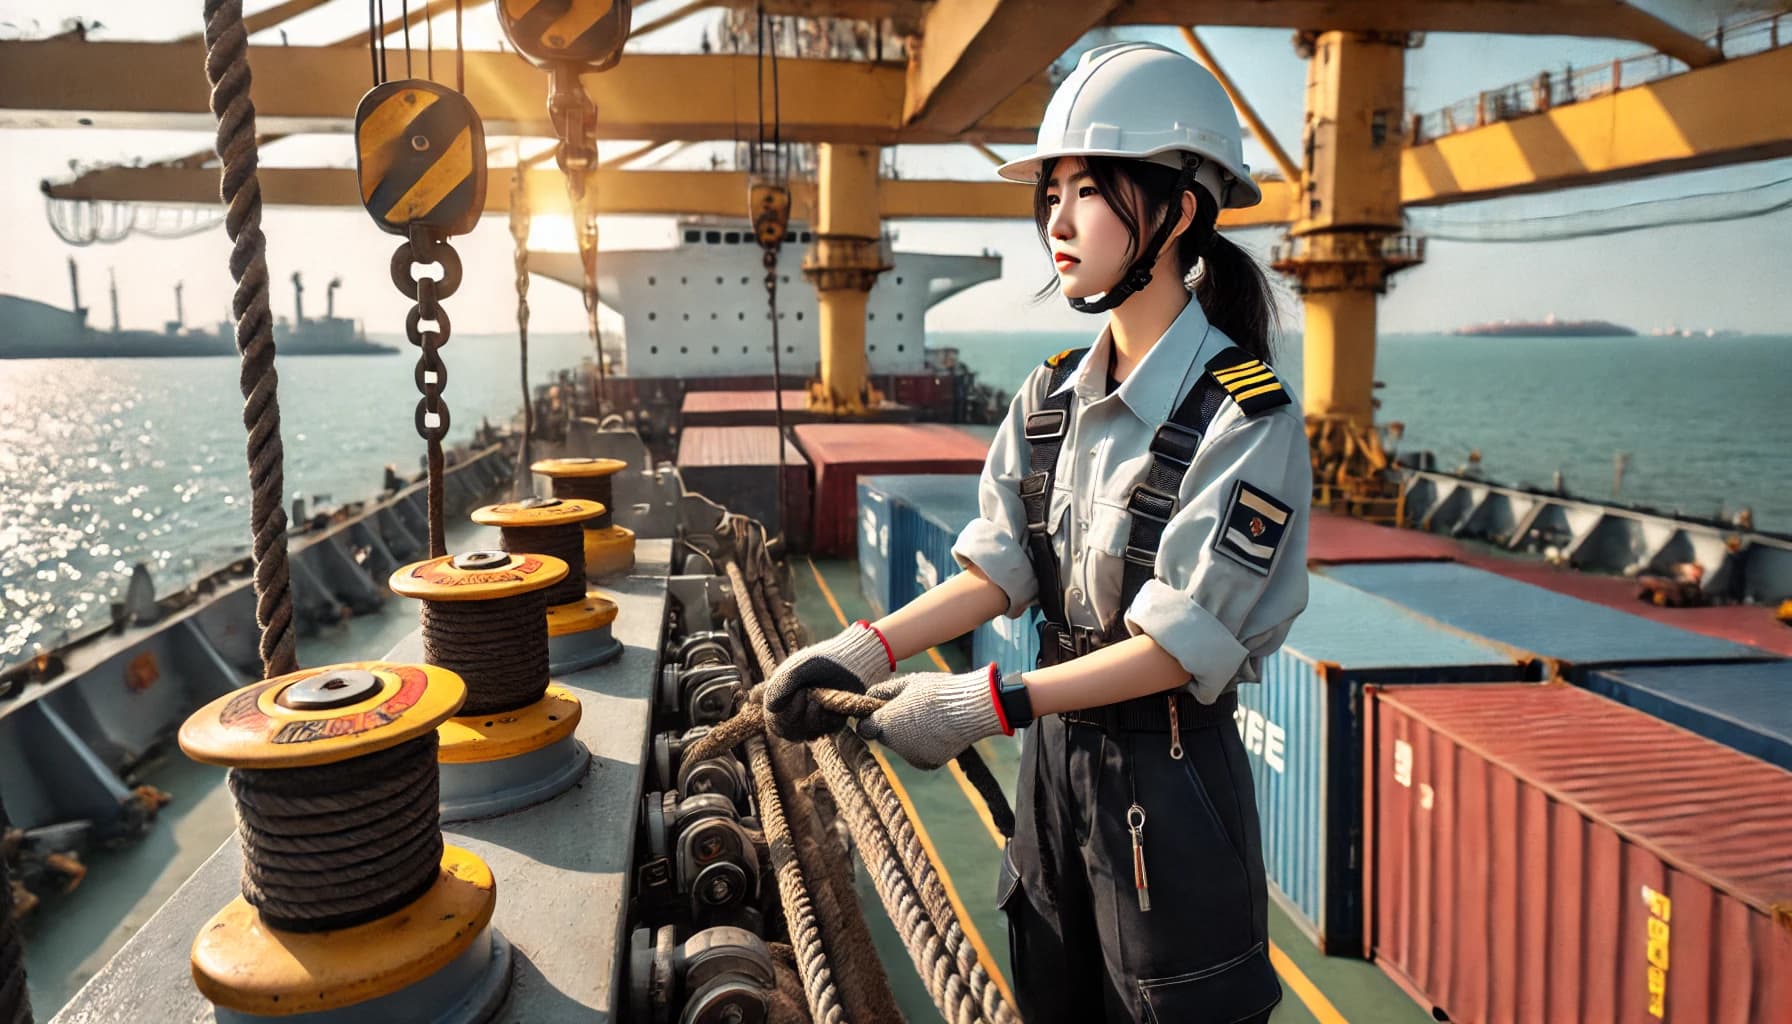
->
<box><xmin>1137</xmin><ymin>942</ymin><xmax>1281</xmax><ymax>1024</ymax></box>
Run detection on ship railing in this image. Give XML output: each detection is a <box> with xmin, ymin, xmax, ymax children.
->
<box><xmin>1410</xmin><ymin>10</ymin><xmax>1791</xmax><ymax>144</ymax></box>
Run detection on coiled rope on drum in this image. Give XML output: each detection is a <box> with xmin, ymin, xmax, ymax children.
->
<box><xmin>548</xmin><ymin>475</ymin><xmax>616</xmax><ymax>529</ymax></box>
<box><xmin>201</xmin><ymin>0</ymin><xmax>297</xmax><ymax>678</ymax></box>
<box><xmin>419</xmin><ymin>591</ymin><xmax>552</xmax><ymax>715</ymax></box>
<box><xmin>712</xmin><ymin>554</ymin><xmax>1020</xmax><ymax>1024</ymax></box>
<box><xmin>496</xmin><ymin>523</ymin><xmax>587</xmax><ymax>606</ymax></box>
<box><xmin>228</xmin><ymin>734</ymin><xmax>443</xmax><ymax>933</ymax></box>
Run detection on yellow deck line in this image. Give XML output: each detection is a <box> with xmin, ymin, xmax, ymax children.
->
<box><xmin>805</xmin><ymin>558</ymin><xmax>1017</xmax><ymax>1007</ymax></box>
<box><xmin>806</xmin><ymin>558</ymin><xmax>1345</xmax><ymax>1024</ymax></box>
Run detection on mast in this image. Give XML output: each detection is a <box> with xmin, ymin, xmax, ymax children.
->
<box><xmin>326</xmin><ymin>276</ymin><xmax>341</xmax><ymax>319</ymax></box>
<box><xmin>174</xmin><ymin>281</ymin><xmax>185</xmax><ymax>327</ymax></box>
<box><xmin>291</xmin><ymin>271</ymin><xmax>305</xmax><ymax>324</ymax></box>
<box><xmin>67</xmin><ymin>256</ymin><xmax>86</xmax><ymax>323</ymax></box>
<box><xmin>108</xmin><ymin>267</ymin><xmax>120</xmax><ymax>333</ymax></box>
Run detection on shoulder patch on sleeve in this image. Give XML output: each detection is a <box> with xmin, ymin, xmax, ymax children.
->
<box><xmin>1213</xmin><ymin>480</ymin><xmax>1293</xmax><ymax>576</ymax></box>
<box><xmin>1205</xmin><ymin>347</ymin><xmax>1291</xmax><ymax>417</ymax></box>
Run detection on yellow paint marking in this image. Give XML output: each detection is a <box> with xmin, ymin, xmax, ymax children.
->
<box><xmin>1222</xmin><ymin>369</ymin><xmax>1276</xmax><ymax>391</ymax></box>
<box><xmin>358</xmin><ymin>87</ymin><xmax>440</xmax><ymax>202</ymax></box>
<box><xmin>1233</xmin><ymin>380</ymin><xmax>1285</xmax><ymax>402</ymax></box>
<box><xmin>504</xmin><ymin>0</ymin><xmax>546</xmax><ymax>17</ymax></box>
<box><xmin>542</xmin><ymin>0</ymin><xmax>615</xmax><ymax>45</ymax></box>
<box><xmin>384</xmin><ymin>125</ymin><xmax>473</xmax><ymax>224</ymax></box>
<box><xmin>868</xmin><ymin>743</ymin><xmax>1019</xmax><ymax>1010</ymax></box>
<box><xmin>806</xmin><ymin>557</ymin><xmax>849</xmax><ymax>628</ymax></box>
<box><xmin>1269</xmin><ymin>942</ymin><xmax>1351</xmax><ymax>1024</ymax></box>
<box><xmin>946</xmin><ymin>758</ymin><xmax>1007</xmax><ymax>848</ymax></box>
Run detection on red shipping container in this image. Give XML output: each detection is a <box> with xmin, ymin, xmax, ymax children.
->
<box><xmin>677</xmin><ymin>427</ymin><xmax>811</xmax><ymax>546</ymax></box>
<box><xmin>1364</xmin><ymin>684</ymin><xmax>1792</xmax><ymax>1024</ymax></box>
<box><xmin>1307</xmin><ymin>510</ymin><xmax>1461</xmax><ymax>565</ymax></box>
<box><xmin>793</xmin><ymin>423</ymin><xmax>987</xmax><ymax>556</ymax></box>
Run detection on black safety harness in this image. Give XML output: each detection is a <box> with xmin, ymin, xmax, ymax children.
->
<box><xmin>1022</xmin><ymin>342</ymin><xmax>1285</xmax><ymax>670</ymax></box>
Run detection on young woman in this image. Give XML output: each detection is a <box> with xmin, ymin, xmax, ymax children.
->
<box><xmin>767</xmin><ymin>41</ymin><xmax>1309</xmax><ymax>1024</ymax></box>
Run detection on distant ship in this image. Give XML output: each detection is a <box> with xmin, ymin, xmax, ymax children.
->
<box><xmin>0</xmin><ymin>263</ymin><xmax>398</xmax><ymax>359</ymax></box>
<box><xmin>1454</xmin><ymin>314</ymin><xmax>1636</xmax><ymax>337</ymax></box>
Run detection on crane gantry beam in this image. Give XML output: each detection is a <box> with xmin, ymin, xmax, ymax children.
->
<box><xmin>40</xmin><ymin>162</ymin><xmax>1299</xmax><ymax>228</ymax></box>
<box><xmin>1109</xmin><ymin>0</ymin><xmax>1723</xmax><ymax>67</ymax></box>
<box><xmin>0</xmin><ymin>40</ymin><xmax>1041</xmax><ymax>143</ymax></box>
<box><xmin>901</xmin><ymin>0</ymin><xmax>1117</xmax><ymax>136</ymax></box>
<box><xmin>1401</xmin><ymin>44</ymin><xmax>1792</xmax><ymax>205</ymax></box>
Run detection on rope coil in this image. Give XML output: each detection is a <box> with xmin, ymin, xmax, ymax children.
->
<box><xmin>497</xmin><ymin>523</ymin><xmax>587</xmax><ymax>605</ymax></box>
<box><xmin>420</xmin><ymin>591</ymin><xmax>552</xmax><ymax>715</ymax></box>
<box><xmin>228</xmin><ymin>734</ymin><xmax>443</xmax><ymax>933</ymax></box>
<box><xmin>550</xmin><ymin>475</ymin><xmax>616</xmax><ymax>529</ymax></box>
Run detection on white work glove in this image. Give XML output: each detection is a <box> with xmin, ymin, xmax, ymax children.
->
<box><xmin>856</xmin><ymin>665</ymin><xmax>1006</xmax><ymax>770</ymax></box>
<box><xmin>764</xmin><ymin>621</ymin><xmax>896</xmax><ymax>740</ymax></box>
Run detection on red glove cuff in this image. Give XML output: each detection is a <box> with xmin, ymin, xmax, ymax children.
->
<box><xmin>854</xmin><ymin>620</ymin><xmax>898</xmax><ymax>671</ymax></box>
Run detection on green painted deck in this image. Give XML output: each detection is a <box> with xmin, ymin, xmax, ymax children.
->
<box><xmin>795</xmin><ymin>557</ymin><xmax>1432</xmax><ymax>1024</ymax></box>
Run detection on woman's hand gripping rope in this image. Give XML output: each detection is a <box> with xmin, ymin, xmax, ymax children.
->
<box><xmin>762</xmin><ymin>621</ymin><xmax>897</xmax><ymax>740</ymax></box>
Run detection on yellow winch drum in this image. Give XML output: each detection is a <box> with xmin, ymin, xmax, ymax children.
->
<box><xmin>177</xmin><ymin>662</ymin><xmax>512</xmax><ymax>1023</ymax></box>
<box><xmin>390</xmin><ymin>550</ymin><xmax>593</xmax><ymax>821</ymax></box>
<box><xmin>531</xmin><ymin>458</ymin><xmax>637</xmax><ymax>577</ymax></box>
<box><xmin>472</xmin><ymin>496</ymin><xmax>624</xmax><ymax>672</ymax></box>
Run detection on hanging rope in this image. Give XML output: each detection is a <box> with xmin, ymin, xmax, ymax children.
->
<box><xmin>510</xmin><ymin>164</ymin><xmax>534</xmax><ymax>495</ymax></box>
<box><xmin>201</xmin><ymin>0</ymin><xmax>298</xmax><ymax>679</ymax></box>
<box><xmin>1</xmin><ymin>795</ymin><xmax>32</xmax><ymax>1024</ymax></box>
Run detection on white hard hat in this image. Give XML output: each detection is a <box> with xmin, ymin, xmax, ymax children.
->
<box><xmin>997</xmin><ymin>41</ymin><xmax>1261</xmax><ymax>210</ymax></box>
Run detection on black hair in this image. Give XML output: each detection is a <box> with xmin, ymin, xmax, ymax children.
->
<box><xmin>1032</xmin><ymin>155</ymin><xmax>1279</xmax><ymax>364</ymax></box>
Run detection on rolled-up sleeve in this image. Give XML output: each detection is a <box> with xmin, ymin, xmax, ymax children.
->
<box><xmin>952</xmin><ymin>367</ymin><xmax>1048</xmax><ymax>617</ymax></box>
<box><xmin>1123</xmin><ymin>409</ymin><xmax>1311</xmax><ymax>702</ymax></box>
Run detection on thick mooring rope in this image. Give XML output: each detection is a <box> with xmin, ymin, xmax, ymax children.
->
<box><xmin>420</xmin><ymin>591</ymin><xmax>552</xmax><ymax>715</ymax></box>
<box><xmin>743</xmin><ymin>734</ymin><xmax>845</xmax><ymax>1024</ymax></box>
<box><xmin>719</xmin><ymin>559</ymin><xmax>1019</xmax><ymax>1024</ymax></box>
<box><xmin>228</xmin><ymin>734</ymin><xmax>442</xmax><ymax>933</ymax></box>
<box><xmin>0</xmin><ymin>797</ymin><xmax>32</xmax><ymax>1024</ymax></box>
<box><xmin>202</xmin><ymin>0</ymin><xmax>297</xmax><ymax>678</ymax></box>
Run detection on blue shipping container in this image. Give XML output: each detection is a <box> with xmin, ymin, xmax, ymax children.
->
<box><xmin>858</xmin><ymin>475</ymin><xmax>984</xmax><ymax>617</ymax></box>
<box><xmin>1582</xmin><ymin>661</ymin><xmax>1792</xmax><ymax>772</ymax></box>
<box><xmin>973</xmin><ymin>606</ymin><xmax>1045</xmax><ymax>678</ymax></box>
<box><xmin>1319</xmin><ymin>561</ymin><xmax>1773</xmax><ymax>677</ymax></box>
<box><xmin>1240</xmin><ymin>574</ymin><xmax>1533</xmax><ymax>955</ymax></box>
<box><xmin>856</xmin><ymin>480</ymin><xmax>893</xmax><ymax>617</ymax></box>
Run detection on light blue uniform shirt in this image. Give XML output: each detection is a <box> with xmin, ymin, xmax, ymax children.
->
<box><xmin>952</xmin><ymin>298</ymin><xmax>1311</xmax><ymax>703</ymax></box>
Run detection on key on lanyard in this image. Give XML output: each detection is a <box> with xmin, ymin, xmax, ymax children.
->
<box><xmin>1128</xmin><ymin>803</ymin><xmax>1151</xmax><ymax>912</ymax></box>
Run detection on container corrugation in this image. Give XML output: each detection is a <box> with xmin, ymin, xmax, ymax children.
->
<box><xmin>1583</xmin><ymin>661</ymin><xmax>1792</xmax><ymax>772</ymax></box>
<box><xmin>1239</xmin><ymin>575</ymin><xmax>1533</xmax><ymax>956</ymax></box>
<box><xmin>1456</xmin><ymin>551</ymin><xmax>1792</xmax><ymax>657</ymax></box>
<box><xmin>795</xmin><ymin>423</ymin><xmax>987</xmax><ymax>556</ymax></box>
<box><xmin>973</xmin><ymin>607</ymin><xmax>1045</xmax><ymax>678</ymax></box>
<box><xmin>856</xmin><ymin>479</ymin><xmax>893</xmax><ymax>618</ymax></box>
<box><xmin>1320</xmin><ymin>561</ymin><xmax>1773</xmax><ymax>675</ymax></box>
<box><xmin>677</xmin><ymin>426</ymin><xmax>811</xmax><ymax>543</ymax></box>
<box><xmin>879</xmin><ymin>475</ymin><xmax>983</xmax><ymax>612</ymax></box>
<box><xmin>1306</xmin><ymin>511</ymin><xmax>1461</xmax><ymax>564</ymax></box>
<box><xmin>1364</xmin><ymin>684</ymin><xmax>1792</xmax><ymax>1024</ymax></box>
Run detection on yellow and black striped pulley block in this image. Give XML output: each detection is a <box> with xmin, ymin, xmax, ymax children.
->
<box><xmin>496</xmin><ymin>0</ymin><xmax>633</xmax><ymax>71</ymax></box>
<box><xmin>749</xmin><ymin>175</ymin><xmax>792</xmax><ymax>250</ymax></box>
<box><xmin>354</xmin><ymin>79</ymin><xmax>488</xmax><ymax>238</ymax></box>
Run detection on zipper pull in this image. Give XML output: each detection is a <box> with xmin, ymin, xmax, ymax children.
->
<box><xmin>1128</xmin><ymin>804</ymin><xmax>1151</xmax><ymax>913</ymax></box>
<box><xmin>1168</xmin><ymin>694</ymin><xmax>1184</xmax><ymax>761</ymax></box>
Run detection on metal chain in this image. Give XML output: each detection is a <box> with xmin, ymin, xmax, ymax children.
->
<box><xmin>509</xmin><ymin>166</ymin><xmax>533</xmax><ymax>497</ymax></box>
<box><xmin>390</xmin><ymin>225</ymin><xmax>462</xmax><ymax>557</ymax></box>
<box><xmin>202</xmin><ymin>0</ymin><xmax>297</xmax><ymax>679</ymax></box>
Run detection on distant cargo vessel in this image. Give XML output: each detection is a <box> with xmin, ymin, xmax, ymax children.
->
<box><xmin>0</xmin><ymin>263</ymin><xmax>397</xmax><ymax>358</ymax></box>
<box><xmin>1454</xmin><ymin>314</ymin><xmax>1636</xmax><ymax>337</ymax></box>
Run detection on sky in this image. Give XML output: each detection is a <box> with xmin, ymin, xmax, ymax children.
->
<box><xmin>1</xmin><ymin>1</ymin><xmax>1789</xmax><ymax>339</ymax></box>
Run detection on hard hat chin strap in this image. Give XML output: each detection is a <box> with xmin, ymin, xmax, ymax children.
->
<box><xmin>1067</xmin><ymin>155</ymin><xmax>1202</xmax><ymax>315</ymax></box>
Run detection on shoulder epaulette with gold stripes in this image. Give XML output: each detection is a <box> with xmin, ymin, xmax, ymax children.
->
<box><xmin>1204</xmin><ymin>346</ymin><xmax>1291</xmax><ymax>416</ymax></box>
<box><xmin>1046</xmin><ymin>347</ymin><xmax>1082</xmax><ymax>368</ymax></box>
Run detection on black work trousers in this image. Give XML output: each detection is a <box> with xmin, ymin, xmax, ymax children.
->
<box><xmin>998</xmin><ymin>694</ymin><xmax>1281</xmax><ymax>1023</ymax></box>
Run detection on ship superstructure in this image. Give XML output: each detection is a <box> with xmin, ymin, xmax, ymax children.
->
<box><xmin>530</xmin><ymin>218</ymin><xmax>1001</xmax><ymax>379</ymax></box>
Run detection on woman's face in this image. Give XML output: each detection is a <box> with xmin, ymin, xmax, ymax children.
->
<box><xmin>1043</xmin><ymin>156</ymin><xmax>1141</xmax><ymax>300</ymax></box>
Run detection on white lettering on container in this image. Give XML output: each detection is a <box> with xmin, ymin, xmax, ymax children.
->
<box><xmin>915</xmin><ymin>550</ymin><xmax>939</xmax><ymax>591</ymax></box>
<box><xmin>1231</xmin><ymin>707</ymin><xmax>1287</xmax><ymax>774</ymax></box>
<box><xmin>1393</xmin><ymin>739</ymin><xmax>1413</xmax><ymax>789</ymax></box>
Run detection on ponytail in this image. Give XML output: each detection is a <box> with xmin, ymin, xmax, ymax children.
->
<box><xmin>1191</xmin><ymin>229</ymin><xmax>1278</xmax><ymax>365</ymax></box>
